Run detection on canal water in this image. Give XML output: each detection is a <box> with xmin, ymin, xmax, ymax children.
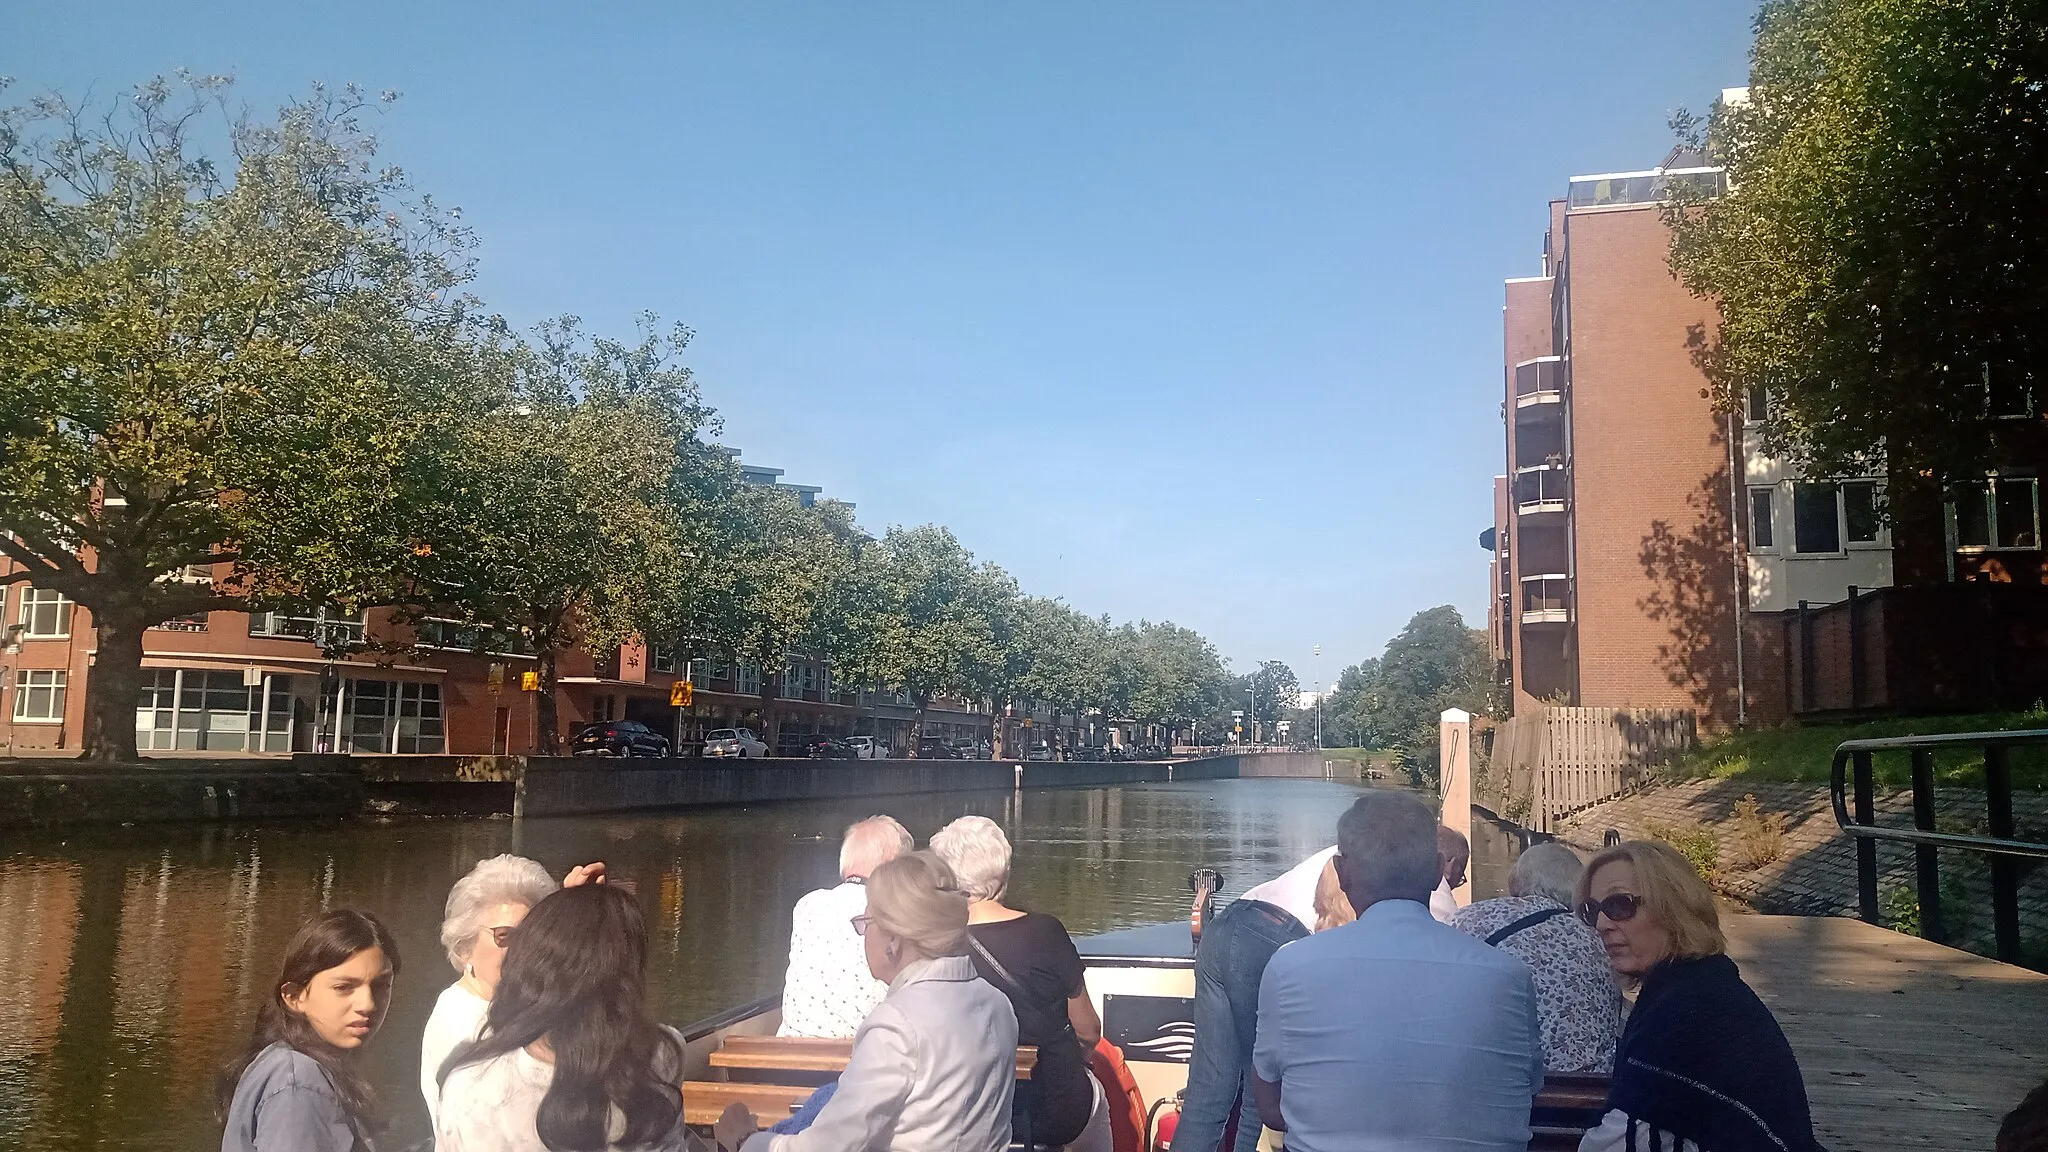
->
<box><xmin>2</xmin><ymin>776</ymin><xmax>1510</xmax><ymax>1152</ymax></box>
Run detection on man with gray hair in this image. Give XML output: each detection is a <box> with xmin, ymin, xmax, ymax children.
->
<box><xmin>1450</xmin><ymin>841</ymin><xmax>1622</xmax><ymax>1072</ymax></box>
<box><xmin>1252</xmin><ymin>791</ymin><xmax>1542</xmax><ymax>1151</ymax></box>
<box><xmin>778</xmin><ymin>815</ymin><xmax>915</xmax><ymax>1037</ymax></box>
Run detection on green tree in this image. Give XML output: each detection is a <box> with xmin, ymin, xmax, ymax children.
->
<box><xmin>1121</xmin><ymin>621</ymin><xmax>1229</xmax><ymax>742</ymax></box>
<box><xmin>1666</xmin><ymin>0</ymin><xmax>2048</xmax><ymax>481</ymax></box>
<box><xmin>0</xmin><ymin>77</ymin><xmax>496</xmax><ymax>760</ymax></box>
<box><xmin>1347</xmin><ymin>606</ymin><xmax>1489</xmax><ymax>785</ymax></box>
<box><xmin>416</xmin><ymin>316</ymin><xmax>724</xmax><ymax>753</ymax></box>
<box><xmin>846</xmin><ymin>525</ymin><xmax>1010</xmax><ymax>754</ymax></box>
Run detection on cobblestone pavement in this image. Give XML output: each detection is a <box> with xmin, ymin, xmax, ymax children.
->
<box><xmin>1553</xmin><ymin>777</ymin><xmax>2048</xmax><ymax>963</ymax></box>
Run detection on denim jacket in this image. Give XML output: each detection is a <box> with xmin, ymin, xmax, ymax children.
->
<box><xmin>220</xmin><ymin>1042</ymin><xmax>363</xmax><ymax>1152</ymax></box>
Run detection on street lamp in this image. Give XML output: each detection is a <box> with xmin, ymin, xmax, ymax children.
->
<box><xmin>1313</xmin><ymin>644</ymin><xmax>1321</xmax><ymax>750</ymax></box>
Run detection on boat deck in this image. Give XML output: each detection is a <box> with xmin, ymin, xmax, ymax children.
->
<box><xmin>1727</xmin><ymin>912</ymin><xmax>2048</xmax><ymax>1152</ymax></box>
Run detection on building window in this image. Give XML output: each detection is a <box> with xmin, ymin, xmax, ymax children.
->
<box><xmin>414</xmin><ymin>616</ymin><xmax>532</xmax><ymax>656</ymax></box>
<box><xmin>1972</xmin><ymin>362</ymin><xmax>2036</xmax><ymax>420</ymax></box>
<box><xmin>18</xmin><ymin>588</ymin><xmax>73</xmax><ymax>638</ymax></box>
<box><xmin>1745</xmin><ymin>385</ymin><xmax>1770</xmax><ymax>424</ymax></box>
<box><xmin>710</xmin><ymin>659</ymin><xmax>732</xmax><ymax>683</ymax></box>
<box><xmin>737</xmin><ymin>661</ymin><xmax>760</xmax><ymax>696</ymax></box>
<box><xmin>782</xmin><ymin>659</ymin><xmax>801</xmax><ymax>698</ymax></box>
<box><xmin>1748</xmin><ymin>488</ymin><xmax>1775</xmax><ymax>551</ymax></box>
<box><xmin>1792</xmin><ymin>483</ymin><xmax>1842</xmax><ymax>555</ymax></box>
<box><xmin>1843</xmin><ymin>482</ymin><xmax>1881</xmax><ymax>544</ymax></box>
<box><xmin>12</xmin><ymin>669</ymin><xmax>67</xmax><ymax>722</ymax></box>
<box><xmin>651</xmin><ymin>646</ymin><xmax>677</xmax><ymax>674</ymax></box>
<box><xmin>337</xmin><ymin>679</ymin><xmax>444</xmax><ymax>754</ymax></box>
<box><xmin>252</xmin><ymin>609</ymin><xmax>367</xmax><ymax>645</ymax></box>
<box><xmin>152</xmin><ymin>612</ymin><xmax>210</xmax><ymax>633</ymax></box>
<box><xmin>133</xmin><ymin>669</ymin><xmax>295</xmax><ymax>752</ymax></box>
<box><xmin>593</xmin><ymin>695</ymin><xmax>617</xmax><ymax>723</ymax></box>
<box><xmin>1952</xmin><ymin>477</ymin><xmax>2041</xmax><ymax>551</ymax></box>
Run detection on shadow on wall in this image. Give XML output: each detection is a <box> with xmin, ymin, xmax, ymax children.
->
<box><xmin>1638</xmin><ymin>469</ymin><xmax>1742</xmax><ymax>726</ymax></box>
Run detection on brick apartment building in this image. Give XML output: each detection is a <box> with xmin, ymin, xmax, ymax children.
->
<box><xmin>0</xmin><ymin>453</ymin><xmax>1010</xmax><ymax>758</ymax></box>
<box><xmin>1488</xmin><ymin>133</ymin><xmax>2048</xmax><ymax>730</ymax></box>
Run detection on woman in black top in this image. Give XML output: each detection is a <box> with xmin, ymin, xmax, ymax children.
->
<box><xmin>932</xmin><ymin>816</ymin><xmax>1107</xmax><ymax>1152</ymax></box>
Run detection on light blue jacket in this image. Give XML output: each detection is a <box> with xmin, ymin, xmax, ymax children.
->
<box><xmin>220</xmin><ymin>1042</ymin><xmax>363</xmax><ymax>1152</ymax></box>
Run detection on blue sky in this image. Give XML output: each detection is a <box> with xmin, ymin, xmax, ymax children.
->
<box><xmin>6</xmin><ymin>2</ymin><xmax>1758</xmax><ymax>686</ymax></box>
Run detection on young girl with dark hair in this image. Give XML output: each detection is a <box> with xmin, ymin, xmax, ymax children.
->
<box><xmin>435</xmin><ymin>882</ymin><xmax>686</xmax><ymax>1152</ymax></box>
<box><xmin>217</xmin><ymin>909</ymin><xmax>402</xmax><ymax>1152</ymax></box>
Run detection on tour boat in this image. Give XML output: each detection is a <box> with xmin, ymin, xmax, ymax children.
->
<box><xmin>675</xmin><ymin>878</ymin><xmax>1607</xmax><ymax>1152</ymax></box>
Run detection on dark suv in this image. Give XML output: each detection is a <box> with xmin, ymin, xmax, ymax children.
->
<box><xmin>570</xmin><ymin>720</ymin><xmax>671</xmax><ymax>758</ymax></box>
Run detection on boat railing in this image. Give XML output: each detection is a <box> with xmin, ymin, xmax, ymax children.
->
<box><xmin>1830</xmin><ymin>727</ymin><xmax>2048</xmax><ymax>963</ymax></box>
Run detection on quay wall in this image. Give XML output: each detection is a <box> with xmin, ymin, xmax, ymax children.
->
<box><xmin>0</xmin><ymin>760</ymin><xmax>363</xmax><ymax>828</ymax></box>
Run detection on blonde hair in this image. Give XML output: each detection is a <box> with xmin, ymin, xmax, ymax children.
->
<box><xmin>929</xmin><ymin>815</ymin><xmax>1012</xmax><ymax>901</ymax></box>
<box><xmin>1313</xmin><ymin>859</ymin><xmax>1355</xmax><ymax>932</ymax></box>
<box><xmin>865</xmin><ymin>850</ymin><xmax>970</xmax><ymax>959</ymax></box>
<box><xmin>1577</xmin><ymin>840</ymin><xmax>1726</xmax><ymax>960</ymax></box>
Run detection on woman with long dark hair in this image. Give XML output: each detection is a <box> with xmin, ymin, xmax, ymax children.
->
<box><xmin>435</xmin><ymin>882</ymin><xmax>686</xmax><ymax>1152</ymax></box>
<box><xmin>217</xmin><ymin>909</ymin><xmax>401</xmax><ymax>1152</ymax></box>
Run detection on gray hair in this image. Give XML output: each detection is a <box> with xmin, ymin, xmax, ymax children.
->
<box><xmin>928</xmin><ymin>815</ymin><xmax>1011</xmax><ymax>901</ymax></box>
<box><xmin>840</xmin><ymin>815</ymin><xmax>914</xmax><ymax>879</ymax></box>
<box><xmin>1336</xmin><ymin>791</ymin><xmax>1441</xmax><ymax>904</ymax></box>
<box><xmin>1509</xmin><ymin>842</ymin><xmax>1585</xmax><ymax>906</ymax></box>
<box><xmin>866</xmin><ymin>850</ymin><xmax>970</xmax><ymax>959</ymax></box>
<box><xmin>440</xmin><ymin>854</ymin><xmax>557</xmax><ymax>972</ymax></box>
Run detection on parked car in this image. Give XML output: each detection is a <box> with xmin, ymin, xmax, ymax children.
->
<box><xmin>806</xmin><ymin>736</ymin><xmax>859</xmax><ymax>759</ymax></box>
<box><xmin>968</xmin><ymin>740</ymin><xmax>993</xmax><ymax>760</ymax></box>
<box><xmin>1025</xmin><ymin>743</ymin><xmax>1058</xmax><ymax>762</ymax></box>
<box><xmin>703</xmin><ymin>728</ymin><xmax>768</xmax><ymax>758</ymax></box>
<box><xmin>917</xmin><ymin>737</ymin><xmax>962</xmax><ymax>760</ymax></box>
<box><xmin>570</xmin><ymin>720</ymin><xmax>671</xmax><ymax>758</ymax></box>
<box><xmin>843</xmin><ymin>736</ymin><xmax>883</xmax><ymax>760</ymax></box>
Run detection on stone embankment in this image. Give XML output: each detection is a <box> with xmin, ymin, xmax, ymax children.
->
<box><xmin>1552</xmin><ymin>776</ymin><xmax>2048</xmax><ymax>963</ymax></box>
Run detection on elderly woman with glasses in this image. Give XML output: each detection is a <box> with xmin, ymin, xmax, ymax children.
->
<box><xmin>419</xmin><ymin>854</ymin><xmax>603</xmax><ymax>1125</ymax></box>
<box><xmin>1575</xmin><ymin>840</ymin><xmax>1821</xmax><ymax>1152</ymax></box>
<box><xmin>715</xmin><ymin>851</ymin><xmax>1018</xmax><ymax>1152</ymax></box>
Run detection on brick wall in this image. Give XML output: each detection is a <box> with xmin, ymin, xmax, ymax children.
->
<box><xmin>1503</xmin><ymin>274</ymin><xmax>1559</xmax><ymax>712</ymax></box>
<box><xmin>1563</xmin><ymin>206</ymin><xmax>1742</xmax><ymax>730</ymax></box>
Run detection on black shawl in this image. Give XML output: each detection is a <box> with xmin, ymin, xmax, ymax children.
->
<box><xmin>1607</xmin><ymin>954</ymin><xmax>1822</xmax><ymax>1152</ymax></box>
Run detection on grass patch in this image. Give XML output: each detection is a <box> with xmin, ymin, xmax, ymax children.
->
<box><xmin>1668</xmin><ymin>709</ymin><xmax>2048</xmax><ymax>790</ymax></box>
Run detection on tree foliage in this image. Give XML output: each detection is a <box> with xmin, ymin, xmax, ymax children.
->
<box><xmin>0</xmin><ymin>76</ymin><xmax>495</xmax><ymax>759</ymax></box>
<box><xmin>1324</xmin><ymin>606</ymin><xmax>1489</xmax><ymax>783</ymax></box>
<box><xmin>1666</xmin><ymin>0</ymin><xmax>2048</xmax><ymax>480</ymax></box>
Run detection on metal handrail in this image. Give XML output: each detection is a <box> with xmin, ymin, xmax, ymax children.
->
<box><xmin>1830</xmin><ymin>727</ymin><xmax>2048</xmax><ymax>964</ymax></box>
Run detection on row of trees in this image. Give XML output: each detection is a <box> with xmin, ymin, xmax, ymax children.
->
<box><xmin>0</xmin><ymin>78</ymin><xmax>1231</xmax><ymax>760</ymax></box>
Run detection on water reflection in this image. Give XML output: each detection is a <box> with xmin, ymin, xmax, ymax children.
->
<box><xmin>0</xmin><ymin>778</ymin><xmax>1367</xmax><ymax>1152</ymax></box>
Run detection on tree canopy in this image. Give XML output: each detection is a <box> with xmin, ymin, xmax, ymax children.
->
<box><xmin>1322</xmin><ymin>606</ymin><xmax>1489</xmax><ymax>784</ymax></box>
<box><xmin>1666</xmin><ymin>0</ymin><xmax>2048</xmax><ymax>480</ymax></box>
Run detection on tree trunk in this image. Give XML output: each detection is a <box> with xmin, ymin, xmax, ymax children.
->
<box><xmin>758</xmin><ymin>671</ymin><xmax>781</xmax><ymax>756</ymax></box>
<box><xmin>908</xmin><ymin>698</ymin><xmax>930</xmax><ymax>757</ymax></box>
<box><xmin>535</xmin><ymin>645</ymin><xmax>562</xmax><ymax>755</ymax></box>
<box><xmin>81</xmin><ymin>608</ymin><xmax>146</xmax><ymax>762</ymax></box>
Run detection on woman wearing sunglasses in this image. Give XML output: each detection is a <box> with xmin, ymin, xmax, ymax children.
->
<box><xmin>1575</xmin><ymin>840</ymin><xmax>1820</xmax><ymax>1152</ymax></box>
<box><xmin>422</xmin><ymin>855</ymin><xmax>605</xmax><ymax>1126</ymax></box>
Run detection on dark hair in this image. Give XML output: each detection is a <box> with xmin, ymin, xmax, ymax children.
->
<box><xmin>215</xmin><ymin>909</ymin><xmax>401</xmax><ymax>1130</ymax></box>
<box><xmin>441</xmin><ymin>884</ymin><xmax>682</xmax><ymax>1150</ymax></box>
<box><xmin>2000</xmin><ymin>1076</ymin><xmax>2048</xmax><ymax>1152</ymax></box>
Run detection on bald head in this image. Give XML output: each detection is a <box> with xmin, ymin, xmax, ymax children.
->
<box><xmin>840</xmin><ymin>815</ymin><xmax>914</xmax><ymax>880</ymax></box>
<box><xmin>1438</xmin><ymin>824</ymin><xmax>1470</xmax><ymax>889</ymax></box>
<box><xmin>1335</xmin><ymin>791</ymin><xmax>1442</xmax><ymax>910</ymax></box>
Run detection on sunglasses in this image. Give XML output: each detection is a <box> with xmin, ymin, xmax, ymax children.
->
<box><xmin>1576</xmin><ymin>893</ymin><xmax>1644</xmax><ymax>927</ymax></box>
<box><xmin>485</xmin><ymin>924</ymin><xmax>519</xmax><ymax>948</ymax></box>
<box><xmin>850</xmin><ymin>915</ymin><xmax>871</xmax><ymax>937</ymax></box>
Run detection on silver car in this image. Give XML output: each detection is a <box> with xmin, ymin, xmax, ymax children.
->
<box><xmin>703</xmin><ymin>727</ymin><xmax>768</xmax><ymax>758</ymax></box>
<box><xmin>843</xmin><ymin>736</ymin><xmax>883</xmax><ymax>760</ymax></box>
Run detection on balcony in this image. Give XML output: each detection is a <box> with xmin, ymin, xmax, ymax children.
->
<box><xmin>1513</xmin><ymin>464</ymin><xmax>1570</xmax><ymax>517</ymax></box>
<box><xmin>1514</xmin><ymin>357</ymin><xmax>1564</xmax><ymax>407</ymax></box>
<box><xmin>1520</xmin><ymin>574</ymin><xmax>1573</xmax><ymax>625</ymax></box>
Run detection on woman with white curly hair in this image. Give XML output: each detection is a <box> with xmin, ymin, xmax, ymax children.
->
<box><xmin>418</xmin><ymin>853</ymin><xmax>604</xmax><ymax>1124</ymax></box>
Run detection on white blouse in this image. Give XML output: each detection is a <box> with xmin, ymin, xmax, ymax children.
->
<box><xmin>435</xmin><ymin>1026</ymin><xmax>688</xmax><ymax>1152</ymax></box>
<box><xmin>420</xmin><ymin>981</ymin><xmax>490</xmax><ymax>1127</ymax></box>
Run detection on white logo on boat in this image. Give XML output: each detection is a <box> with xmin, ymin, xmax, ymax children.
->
<box><xmin>1124</xmin><ymin>1021</ymin><xmax>1196</xmax><ymax>1061</ymax></box>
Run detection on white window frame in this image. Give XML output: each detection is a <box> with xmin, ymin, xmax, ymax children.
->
<box><xmin>1744</xmin><ymin>384</ymin><xmax>1770</xmax><ymax>425</ymax></box>
<box><xmin>18</xmin><ymin>588</ymin><xmax>73</xmax><ymax>639</ymax></box>
<box><xmin>1786</xmin><ymin>480</ymin><xmax>1888</xmax><ymax>559</ymax></box>
<box><xmin>251</xmin><ymin>608</ymin><xmax>368</xmax><ymax>644</ymax></box>
<box><xmin>1747</xmin><ymin>486</ymin><xmax>1777</xmax><ymax>554</ymax></box>
<box><xmin>12</xmin><ymin>669</ymin><xmax>67</xmax><ymax>722</ymax></box>
<box><xmin>1949</xmin><ymin>476</ymin><xmax>2042</xmax><ymax>554</ymax></box>
<box><xmin>737</xmin><ymin>661</ymin><xmax>761</xmax><ymax>696</ymax></box>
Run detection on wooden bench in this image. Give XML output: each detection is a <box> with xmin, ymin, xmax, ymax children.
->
<box><xmin>687</xmin><ymin>1036</ymin><xmax>1039</xmax><ymax>1131</ymax></box>
<box><xmin>1528</xmin><ymin>1072</ymin><xmax>1610</xmax><ymax>1151</ymax></box>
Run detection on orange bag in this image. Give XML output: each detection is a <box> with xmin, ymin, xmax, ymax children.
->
<box><xmin>1089</xmin><ymin>1038</ymin><xmax>1150</xmax><ymax>1152</ymax></box>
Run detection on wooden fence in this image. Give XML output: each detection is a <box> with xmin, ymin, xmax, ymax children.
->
<box><xmin>1485</xmin><ymin>707</ymin><xmax>1696</xmax><ymax>832</ymax></box>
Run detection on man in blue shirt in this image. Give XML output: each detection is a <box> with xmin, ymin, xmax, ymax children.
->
<box><xmin>1251</xmin><ymin>791</ymin><xmax>1543</xmax><ymax>1151</ymax></box>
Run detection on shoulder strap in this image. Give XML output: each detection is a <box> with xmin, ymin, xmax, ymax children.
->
<box><xmin>967</xmin><ymin>930</ymin><xmax>1077</xmax><ymax>1044</ymax></box>
<box><xmin>1485</xmin><ymin>906</ymin><xmax>1568</xmax><ymax>946</ymax></box>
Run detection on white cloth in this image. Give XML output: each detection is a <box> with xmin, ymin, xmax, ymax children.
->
<box><xmin>420</xmin><ymin>981</ymin><xmax>490</xmax><ymax>1126</ymax></box>
<box><xmin>1238</xmin><ymin>846</ymin><xmax>1338</xmax><ymax>930</ymax></box>
<box><xmin>744</xmin><ymin>954</ymin><xmax>1018</xmax><ymax>1152</ymax></box>
<box><xmin>779</xmin><ymin>881</ymin><xmax>889</xmax><ymax>1038</ymax></box>
<box><xmin>435</xmin><ymin>1026</ymin><xmax>687</xmax><ymax>1152</ymax></box>
<box><xmin>1429</xmin><ymin>877</ymin><xmax>1459</xmax><ymax>924</ymax></box>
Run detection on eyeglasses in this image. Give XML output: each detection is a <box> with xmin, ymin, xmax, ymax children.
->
<box><xmin>1576</xmin><ymin>893</ymin><xmax>1643</xmax><ymax>927</ymax></box>
<box><xmin>485</xmin><ymin>924</ymin><xmax>519</xmax><ymax>948</ymax></box>
<box><xmin>850</xmin><ymin>915</ymin><xmax>872</xmax><ymax>936</ymax></box>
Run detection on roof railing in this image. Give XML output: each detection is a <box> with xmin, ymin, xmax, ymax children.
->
<box><xmin>1830</xmin><ymin>729</ymin><xmax>2048</xmax><ymax>964</ymax></box>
